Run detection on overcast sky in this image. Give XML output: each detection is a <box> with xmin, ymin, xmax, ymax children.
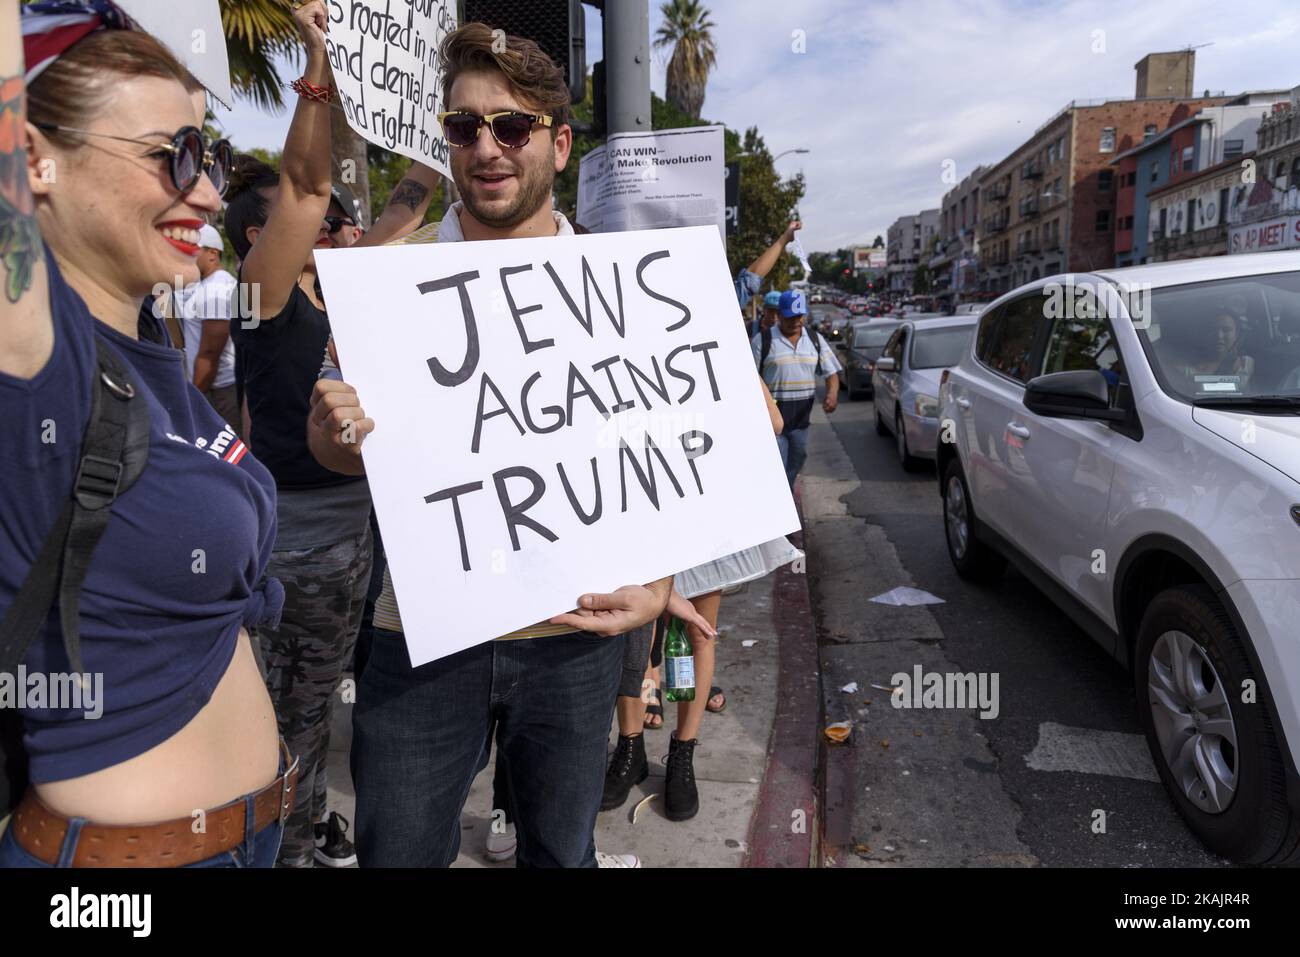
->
<box><xmin>214</xmin><ymin>0</ymin><xmax>1300</xmax><ymax>254</ymax></box>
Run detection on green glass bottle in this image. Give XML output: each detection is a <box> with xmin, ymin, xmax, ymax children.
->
<box><xmin>663</xmin><ymin>616</ymin><xmax>695</xmax><ymax>703</ymax></box>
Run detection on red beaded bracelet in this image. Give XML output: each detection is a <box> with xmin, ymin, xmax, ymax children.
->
<box><xmin>290</xmin><ymin>77</ymin><xmax>334</xmax><ymax>103</ymax></box>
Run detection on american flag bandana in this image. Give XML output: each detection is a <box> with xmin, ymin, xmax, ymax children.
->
<box><xmin>21</xmin><ymin>1</ymin><xmax>131</xmax><ymax>85</ymax></box>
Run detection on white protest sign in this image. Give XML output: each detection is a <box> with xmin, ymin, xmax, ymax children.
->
<box><xmin>116</xmin><ymin>0</ymin><xmax>233</xmax><ymax>108</ymax></box>
<box><xmin>578</xmin><ymin>126</ymin><xmax>725</xmax><ymax>241</ymax></box>
<box><xmin>314</xmin><ymin>226</ymin><xmax>798</xmax><ymax>665</ymax></box>
<box><xmin>321</xmin><ymin>0</ymin><xmax>457</xmax><ymax>177</ymax></box>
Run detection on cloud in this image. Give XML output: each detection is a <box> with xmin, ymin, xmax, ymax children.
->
<box><xmin>650</xmin><ymin>0</ymin><xmax>1299</xmax><ymax>252</ymax></box>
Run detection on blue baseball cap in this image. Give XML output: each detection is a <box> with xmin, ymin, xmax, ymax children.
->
<box><xmin>763</xmin><ymin>291</ymin><xmax>783</xmax><ymax>308</ymax></box>
<box><xmin>779</xmin><ymin>290</ymin><xmax>807</xmax><ymax>318</ymax></box>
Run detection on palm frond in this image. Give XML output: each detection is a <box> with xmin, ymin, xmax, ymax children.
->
<box><xmin>221</xmin><ymin>0</ymin><xmax>301</xmax><ymax>110</ymax></box>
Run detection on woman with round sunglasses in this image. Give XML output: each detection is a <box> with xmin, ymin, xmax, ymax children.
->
<box><xmin>0</xmin><ymin>1</ymin><xmax>291</xmax><ymax>868</ymax></box>
<box><xmin>226</xmin><ymin>0</ymin><xmax>441</xmax><ymax>868</ymax></box>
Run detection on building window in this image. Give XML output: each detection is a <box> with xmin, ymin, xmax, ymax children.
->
<box><xmin>1181</xmin><ymin>145</ymin><xmax>1194</xmax><ymax>170</ymax></box>
<box><xmin>1098</xmin><ymin>169</ymin><xmax>1114</xmax><ymax>191</ymax></box>
<box><xmin>1150</xmin><ymin>160</ymin><xmax>1159</xmax><ymax>183</ymax></box>
<box><xmin>1223</xmin><ymin>139</ymin><xmax>1244</xmax><ymax>160</ymax></box>
<box><xmin>1096</xmin><ymin>209</ymin><xmax>1112</xmax><ymax>232</ymax></box>
<box><xmin>1292</xmin><ymin>157</ymin><xmax>1300</xmax><ymax>191</ymax></box>
<box><xmin>1099</xmin><ymin>127</ymin><xmax>1116</xmax><ymax>153</ymax></box>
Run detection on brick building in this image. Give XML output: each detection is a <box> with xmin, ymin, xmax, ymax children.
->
<box><xmin>930</xmin><ymin>165</ymin><xmax>985</xmax><ymax>307</ymax></box>
<box><xmin>976</xmin><ymin>50</ymin><xmax>1227</xmax><ymax>291</ymax></box>
<box><xmin>1112</xmin><ymin>91</ymin><xmax>1288</xmax><ymax>264</ymax></box>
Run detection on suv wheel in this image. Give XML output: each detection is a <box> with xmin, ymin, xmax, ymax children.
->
<box><xmin>1135</xmin><ymin>584</ymin><xmax>1300</xmax><ymax>865</ymax></box>
<box><xmin>941</xmin><ymin>459</ymin><xmax>1005</xmax><ymax>584</ymax></box>
<box><xmin>896</xmin><ymin>409</ymin><xmax>921</xmax><ymax>471</ymax></box>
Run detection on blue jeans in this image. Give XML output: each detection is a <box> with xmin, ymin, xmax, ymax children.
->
<box><xmin>776</xmin><ymin>426</ymin><xmax>811</xmax><ymax>488</ymax></box>
<box><xmin>351</xmin><ymin>628</ymin><xmax>626</xmax><ymax>868</ymax></box>
<box><xmin>0</xmin><ymin>795</ymin><xmax>284</xmax><ymax>869</ymax></box>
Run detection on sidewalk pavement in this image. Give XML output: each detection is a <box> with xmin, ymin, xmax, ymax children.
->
<box><xmin>323</xmin><ymin>541</ymin><xmax>820</xmax><ymax>868</ymax></box>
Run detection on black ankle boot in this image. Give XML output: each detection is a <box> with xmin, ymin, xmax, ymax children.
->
<box><xmin>601</xmin><ymin>732</ymin><xmax>649</xmax><ymax>811</ymax></box>
<box><xmin>664</xmin><ymin>734</ymin><xmax>699</xmax><ymax>821</ymax></box>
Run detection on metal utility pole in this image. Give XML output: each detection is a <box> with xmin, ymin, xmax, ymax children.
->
<box><xmin>603</xmin><ymin>0</ymin><xmax>651</xmax><ymax>135</ymax></box>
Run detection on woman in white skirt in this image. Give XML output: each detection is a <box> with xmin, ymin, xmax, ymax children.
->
<box><xmin>600</xmin><ymin>379</ymin><xmax>803</xmax><ymax>822</ymax></box>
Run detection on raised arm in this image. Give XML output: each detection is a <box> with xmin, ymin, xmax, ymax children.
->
<box><xmin>745</xmin><ymin>220</ymin><xmax>800</xmax><ymax>283</ymax></box>
<box><xmin>239</xmin><ymin>0</ymin><xmax>333</xmax><ymax>322</ymax></box>
<box><xmin>0</xmin><ymin>0</ymin><xmax>52</xmax><ymax>380</ymax></box>
<box><xmin>357</xmin><ymin>163</ymin><xmax>442</xmax><ymax>248</ymax></box>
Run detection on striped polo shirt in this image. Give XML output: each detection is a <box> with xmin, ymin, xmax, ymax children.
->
<box><xmin>753</xmin><ymin>327</ymin><xmax>843</xmax><ymax>401</ymax></box>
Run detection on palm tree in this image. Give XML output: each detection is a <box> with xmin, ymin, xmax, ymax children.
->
<box><xmin>653</xmin><ymin>0</ymin><xmax>717</xmax><ymax>121</ymax></box>
<box><xmin>220</xmin><ymin>0</ymin><xmax>371</xmax><ymax>223</ymax></box>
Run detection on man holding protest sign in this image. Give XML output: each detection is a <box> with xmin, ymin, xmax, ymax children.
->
<box><xmin>307</xmin><ymin>22</ymin><xmax>715</xmax><ymax>869</ymax></box>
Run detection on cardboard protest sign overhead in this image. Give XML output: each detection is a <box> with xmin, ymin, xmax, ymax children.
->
<box><xmin>578</xmin><ymin>127</ymin><xmax>726</xmax><ymax>241</ymax></box>
<box><xmin>321</xmin><ymin>0</ymin><xmax>457</xmax><ymax>177</ymax></box>
<box><xmin>116</xmin><ymin>0</ymin><xmax>233</xmax><ymax>109</ymax></box>
<box><xmin>315</xmin><ymin>226</ymin><xmax>798</xmax><ymax>665</ymax></box>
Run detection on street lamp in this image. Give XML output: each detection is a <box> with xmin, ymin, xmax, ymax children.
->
<box><xmin>735</xmin><ymin>147</ymin><xmax>810</xmax><ymax>162</ymax></box>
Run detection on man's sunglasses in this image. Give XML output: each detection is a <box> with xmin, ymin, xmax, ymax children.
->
<box><xmin>437</xmin><ymin>110</ymin><xmax>554</xmax><ymax>150</ymax></box>
<box><xmin>324</xmin><ymin>215</ymin><xmax>356</xmax><ymax>234</ymax></box>
<box><xmin>33</xmin><ymin>123</ymin><xmax>233</xmax><ymax>196</ymax></box>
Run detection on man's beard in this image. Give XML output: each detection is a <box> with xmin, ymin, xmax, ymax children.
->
<box><xmin>457</xmin><ymin>144</ymin><xmax>556</xmax><ymax>230</ymax></box>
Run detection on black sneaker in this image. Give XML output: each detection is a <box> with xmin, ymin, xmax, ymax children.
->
<box><xmin>314</xmin><ymin>811</ymin><xmax>358</xmax><ymax>867</ymax></box>
<box><xmin>664</xmin><ymin>734</ymin><xmax>699</xmax><ymax>821</ymax></box>
<box><xmin>601</xmin><ymin>732</ymin><xmax>649</xmax><ymax>811</ymax></box>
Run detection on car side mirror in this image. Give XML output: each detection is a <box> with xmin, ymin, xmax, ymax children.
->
<box><xmin>1024</xmin><ymin>370</ymin><xmax>1125</xmax><ymax>421</ymax></box>
<box><xmin>875</xmin><ymin>356</ymin><xmax>896</xmax><ymax>372</ymax></box>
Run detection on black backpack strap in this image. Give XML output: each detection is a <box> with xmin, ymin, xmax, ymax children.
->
<box><xmin>807</xmin><ymin>326</ymin><xmax>825</xmax><ymax>378</ymax></box>
<box><xmin>759</xmin><ymin>326</ymin><xmax>772</xmax><ymax>371</ymax></box>
<box><xmin>0</xmin><ymin>337</ymin><xmax>150</xmax><ymax>678</ymax></box>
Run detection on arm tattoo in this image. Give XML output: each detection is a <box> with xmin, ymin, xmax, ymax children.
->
<box><xmin>387</xmin><ymin>177</ymin><xmax>429</xmax><ymax>214</ymax></box>
<box><xmin>0</xmin><ymin>74</ymin><xmax>42</xmax><ymax>303</ymax></box>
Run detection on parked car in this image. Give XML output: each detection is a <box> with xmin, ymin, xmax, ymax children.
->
<box><xmin>872</xmin><ymin>316</ymin><xmax>977</xmax><ymax>468</ymax></box>
<box><xmin>936</xmin><ymin>252</ymin><xmax>1300</xmax><ymax>865</ymax></box>
<box><xmin>840</xmin><ymin>319</ymin><xmax>901</xmax><ymax>399</ymax></box>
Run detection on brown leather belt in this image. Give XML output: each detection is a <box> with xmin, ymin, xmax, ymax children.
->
<box><xmin>10</xmin><ymin>744</ymin><xmax>299</xmax><ymax>868</ymax></box>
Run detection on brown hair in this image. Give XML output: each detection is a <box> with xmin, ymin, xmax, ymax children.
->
<box><xmin>223</xmin><ymin>154</ymin><xmax>280</xmax><ymax>260</ymax></box>
<box><xmin>439</xmin><ymin>21</ymin><xmax>571</xmax><ymax>131</ymax></box>
<box><xmin>27</xmin><ymin>30</ymin><xmax>193</xmax><ymax>146</ymax></box>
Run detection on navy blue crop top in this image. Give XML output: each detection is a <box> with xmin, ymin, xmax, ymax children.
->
<box><xmin>0</xmin><ymin>253</ymin><xmax>281</xmax><ymax>783</ymax></box>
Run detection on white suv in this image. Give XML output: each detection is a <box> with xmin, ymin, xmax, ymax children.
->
<box><xmin>936</xmin><ymin>252</ymin><xmax>1300</xmax><ymax>865</ymax></box>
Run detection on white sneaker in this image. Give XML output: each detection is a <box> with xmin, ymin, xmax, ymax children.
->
<box><xmin>485</xmin><ymin>822</ymin><xmax>517</xmax><ymax>862</ymax></box>
<box><xmin>596</xmin><ymin>850</ymin><xmax>642</xmax><ymax>868</ymax></box>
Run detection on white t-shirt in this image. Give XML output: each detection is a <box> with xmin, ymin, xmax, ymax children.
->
<box><xmin>180</xmin><ymin>269</ymin><xmax>237</xmax><ymax>389</ymax></box>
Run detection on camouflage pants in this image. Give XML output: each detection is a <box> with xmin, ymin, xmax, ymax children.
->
<box><xmin>259</xmin><ymin>523</ymin><xmax>373</xmax><ymax>867</ymax></box>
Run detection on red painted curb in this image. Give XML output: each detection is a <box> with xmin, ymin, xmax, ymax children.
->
<box><xmin>744</xmin><ymin>483</ymin><xmax>820</xmax><ymax>868</ymax></box>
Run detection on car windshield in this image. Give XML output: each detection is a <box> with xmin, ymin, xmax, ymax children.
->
<box><xmin>910</xmin><ymin>326</ymin><xmax>973</xmax><ymax>369</ymax></box>
<box><xmin>1135</xmin><ymin>272</ymin><xmax>1300</xmax><ymax>402</ymax></box>
<box><xmin>854</xmin><ymin>325</ymin><xmax>897</xmax><ymax>347</ymax></box>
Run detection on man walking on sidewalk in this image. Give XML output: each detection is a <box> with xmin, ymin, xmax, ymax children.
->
<box><xmin>754</xmin><ymin>290</ymin><xmax>843</xmax><ymax>488</ymax></box>
<box><xmin>306</xmin><ymin>23</ymin><xmax>671</xmax><ymax>869</ymax></box>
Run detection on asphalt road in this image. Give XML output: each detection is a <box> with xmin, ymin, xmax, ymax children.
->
<box><xmin>803</xmin><ymin>312</ymin><xmax>1225</xmax><ymax>866</ymax></box>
